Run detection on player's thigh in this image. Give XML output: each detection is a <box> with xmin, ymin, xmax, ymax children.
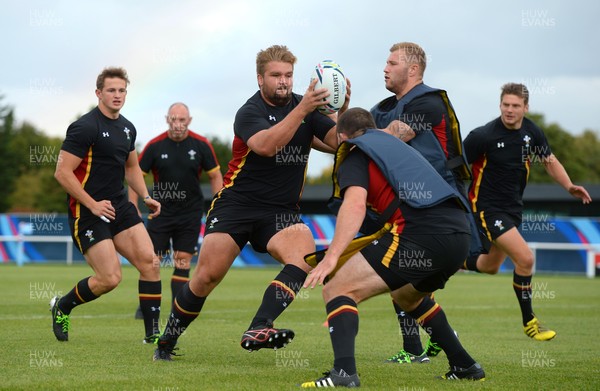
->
<box><xmin>267</xmin><ymin>223</ymin><xmax>315</xmax><ymax>271</ymax></box>
<box><xmin>189</xmin><ymin>232</ymin><xmax>240</xmax><ymax>296</ymax></box>
<box><xmin>323</xmin><ymin>252</ymin><xmax>389</xmax><ymax>304</ymax></box>
<box><xmin>493</xmin><ymin>227</ymin><xmax>533</xmax><ymax>268</ymax></box>
<box><xmin>113</xmin><ymin>223</ymin><xmax>158</xmax><ymax>277</ymax></box>
<box><xmin>84</xmin><ymin>239</ymin><xmax>122</xmax><ymax>283</ymax></box>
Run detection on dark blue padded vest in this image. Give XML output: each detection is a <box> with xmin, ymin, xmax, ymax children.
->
<box><xmin>370</xmin><ymin>83</ymin><xmax>471</xmax><ymax>185</ymax></box>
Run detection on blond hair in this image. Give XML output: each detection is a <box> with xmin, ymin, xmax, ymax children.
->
<box><xmin>390</xmin><ymin>42</ymin><xmax>427</xmax><ymax>75</ymax></box>
<box><xmin>256</xmin><ymin>45</ymin><xmax>297</xmax><ymax>76</ymax></box>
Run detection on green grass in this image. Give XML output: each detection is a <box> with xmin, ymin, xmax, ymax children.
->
<box><xmin>1</xmin><ymin>264</ymin><xmax>599</xmax><ymax>390</ymax></box>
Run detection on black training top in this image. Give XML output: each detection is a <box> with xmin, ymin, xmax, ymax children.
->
<box><xmin>138</xmin><ymin>130</ymin><xmax>220</xmax><ymax>216</ymax></box>
<box><xmin>221</xmin><ymin>91</ymin><xmax>334</xmax><ymax>209</ymax></box>
<box><xmin>464</xmin><ymin>117</ymin><xmax>551</xmax><ymax>213</ymax></box>
<box><xmin>60</xmin><ymin>106</ymin><xmax>136</xmax><ymax>214</ymax></box>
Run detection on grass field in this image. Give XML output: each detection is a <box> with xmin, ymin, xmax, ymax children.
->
<box><xmin>1</xmin><ymin>264</ymin><xmax>599</xmax><ymax>390</ymax></box>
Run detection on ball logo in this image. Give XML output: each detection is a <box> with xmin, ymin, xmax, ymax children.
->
<box><xmin>311</xmin><ymin>60</ymin><xmax>347</xmax><ymax>115</ymax></box>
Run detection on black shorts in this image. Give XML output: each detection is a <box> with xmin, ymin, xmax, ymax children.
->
<box><xmin>146</xmin><ymin>212</ymin><xmax>202</xmax><ymax>255</ymax></box>
<box><xmin>361</xmin><ymin>232</ymin><xmax>470</xmax><ymax>292</ymax></box>
<box><xmin>205</xmin><ymin>196</ymin><xmax>304</xmax><ymax>253</ymax></box>
<box><xmin>473</xmin><ymin>210</ymin><xmax>522</xmax><ymax>253</ymax></box>
<box><xmin>69</xmin><ymin>200</ymin><xmax>142</xmax><ymax>254</ymax></box>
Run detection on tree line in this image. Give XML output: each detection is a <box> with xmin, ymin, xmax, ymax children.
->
<box><xmin>0</xmin><ymin>96</ymin><xmax>598</xmax><ymax>213</ymax></box>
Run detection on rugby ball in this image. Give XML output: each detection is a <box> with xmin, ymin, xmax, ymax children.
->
<box><xmin>311</xmin><ymin>60</ymin><xmax>347</xmax><ymax>114</ymax></box>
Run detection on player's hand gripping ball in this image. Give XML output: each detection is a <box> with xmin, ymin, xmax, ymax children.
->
<box><xmin>311</xmin><ymin>60</ymin><xmax>347</xmax><ymax>114</ymax></box>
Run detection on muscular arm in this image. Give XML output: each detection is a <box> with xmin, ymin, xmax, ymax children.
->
<box><xmin>304</xmin><ymin>186</ymin><xmax>367</xmax><ymax>288</ymax></box>
<box><xmin>323</xmin><ymin>186</ymin><xmax>367</xmax><ymax>259</ymax></box>
<box><xmin>247</xmin><ymin>79</ymin><xmax>329</xmax><ymax>157</ymax></box>
<box><xmin>55</xmin><ymin>150</ymin><xmax>121</xmax><ymax>221</ymax></box>
<box><xmin>125</xmin><ymin>150</ymin><xmax>161</xmax><ymax>217</ymax></box>
<box><xmin>206</xmin><ymin>167</ymin><xmax>224</xmax><ymax>195</ymax></box>
<box><xmin>311</xmin><ymin>136</ymin><xmax>336</xmax><ymax>154</ymax></box>
<box><xmin>382</xmin><ymin>120</ymin><xmax>416</xmax><ymax>142</ymax></box>
<box><xmin>54</xmin><ymin>150</ymin><xmax>101</xmax><ymax>213</ymax></box>
<box><xmin>127</xmin><ymin>171</ymin><xmax>148</xmax><ymax>215</ymax></box>
<box><xmin>543</xmin><ymin>154</ymin><xmax>592</xmax><ymax>204</ymax></box>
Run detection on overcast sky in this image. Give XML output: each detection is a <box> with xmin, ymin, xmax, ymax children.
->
<box><xmin>2</xmin><ymin>0</ymin><xmax>599</xmax><ymax>176</ymax></box>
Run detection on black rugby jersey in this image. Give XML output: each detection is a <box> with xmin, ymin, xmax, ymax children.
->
<box><xmin>338</xmin><ymin>148</ymin><xmax>469</xmax><ymax>235</ymax></box>
<box><xmin>60</xmin><ymin>107</ymin><xmax>136</xmax><ymax>213</ymax></box>
<box><xmin>223</xmin><ymin>91</ymin><xmax>335</xmax><ymax>209</ymax></box>
<box><xmin>139</xmin><ymin>130</ymin><xmax>220</xmax><ymax>216</ymax></box>
<box><xmin>464</xmin><ymin>117</ymin><xmax>551</xmax><ymax>213</ymax></box>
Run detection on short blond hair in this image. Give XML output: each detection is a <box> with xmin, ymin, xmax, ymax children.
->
<box><xmin>256</xmin><ymin>45</ymin><xmax>297</xmax><ymax>76</ymax></box>
<box><xmin>390</xmin><ymin>42</ymin><xmax>427</xmax><ymax>75</ymax></box>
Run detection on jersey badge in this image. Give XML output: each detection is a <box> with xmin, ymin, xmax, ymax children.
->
<box><xmin>523</xmin><ymin>135</ymin><xmax>531</xmax><ymax>147</ymax></box>
<box><xmin>494</xmin><ymin>219</ymin><xmax>505</xmax><ymax>231</ymax></box>
<box><xmin>208</xmin><ymin>217</ymin><xmax>219</xmax><ymax>229</ymax></box>
<box><xmin>123</xmin><ymin>127</ymin><xmax>131</xmax><ymax>140</ymax></box>
<box><xmin>269</xmin><ymin>115</ymin><xmax>276</xmax><ymax>122</ymax></box>
<box><xmin>188</xmin><ymin>149</ymin><xmax>197</xmax><ymax>160</ymax></box>
<box><xmin>497</xmin><ymin>142</ymin><xmax>505</xmax><ymax>148</ymax></box>
<box><xmin>161</xmin><ymin>154</ymin><xmax>168</xmax><ymax>159</ymax></box>
<box><xmin>85</xmin><ymin>229</ymin><xmax>95</xmax><ymax>242</ymax></box>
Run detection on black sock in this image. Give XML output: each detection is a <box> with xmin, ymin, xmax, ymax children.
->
<box><xmin>407</xmin><ymin>296</ymin><xmax>475</xmax><ymax>369</ymax></box>
<box><xmin>326</xmin><ymin>296</ymin><xmax>358</xmax><ymax>375</ymax></box>
<box><xmin>249</xmin><ymin>264</ymin><xmax>307</xmax><ymax>329</ymax></box>
<box><xmin>171</xmin><ymin>268</ymin><xmax>190</xmax><ymax>301</ymax></box>
<box><xmin>58</xmin><ymin>277</ymin><xmax>98</xmax><ymax>315</ymax></box>
<box><xmin>392</xmin><ymin>300</ymin><xmax>422</xmax><ymax>355</ymax></box>
<box><xmin>513</xmin><ymin>272</ymin><xmax>535</xmax><ymax>325</ymax></box>
<box><xmin>463</xmin><ymin>254</ymin><xmax>481</xmax><ymax>272</ymax></box>
<box><xmin>139</xmin><ymin>280</ymin><xmax>161</xmax><ymax>337</ymax></box>
<box><xmin>162</xmin><ymin>282</ymin><xmax>206</xmax><ymax>341</ymax></box>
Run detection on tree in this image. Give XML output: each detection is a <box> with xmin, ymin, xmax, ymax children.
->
<box><xmin>6</xmin><ymin>123</ymin><xmax>64</xmax><ymax>212</ymax></box>
<box><xmin>307</xmin><ymin>165</ymin><xmax>333</xmax><ymax>185</ymax></box>
<box><xmin>526</xmin><ymin>113</ymin><xmax>598</xmax><ymax>184</ymax></box>
<box><xmin>0</xmin><ymin>96</ymin><xmax>18</xmax><ymax>212</ymax></box>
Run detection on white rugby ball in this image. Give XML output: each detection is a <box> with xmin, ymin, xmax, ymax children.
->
<box><xmin>311</xmin><ymin>60</ymin><xmax>347</xmax><ymax>115</ymax></box>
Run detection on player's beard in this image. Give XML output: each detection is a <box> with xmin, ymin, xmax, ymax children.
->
<box><xmin>268</xmin><ymin>86</ymin><xmax>292</xmax><ymax>106</ymax></box>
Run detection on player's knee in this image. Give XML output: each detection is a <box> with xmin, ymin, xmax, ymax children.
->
<box><xmin>482</xmin><ymin>265</ymin><xmax>501</xmax><ymax>275</ymax></box>
<box><xmin>97</xmin><ymin>272</ymin><xmax>122</xmax><ymax>292</ymax></box>
<box><xmin>322</xmin><ymin>283</ymin><xmax>334</xmax><ymax>302</ymax></box>
<box><xmin>516</xmin><ymin>252</ymin><xmax>535</xmax><ymax>271</ymax></box>
<box><xmin>137</xmin><ymin>254</ymin><xmax>161</xmax><ymax>279</ymax></box>
<box><xmin>193</xmin><ymin>270</ymin><xmax>223</xmax><ymax>295</ymax></box>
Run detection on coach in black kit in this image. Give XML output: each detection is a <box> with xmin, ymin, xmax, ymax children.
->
<box><xmin>153</xmin><ymin>45</ymin><xmax>343</xmax><ymax>361</ymax></box>
<box><xmin>129</xmin><ymin>102</ymin><xmax>223</xmax><ymax>329</ymax></box>
<box><xmin>51</xmin><ymin>67</ymin><xmax>162</xmax><ymax>344</ymax></box>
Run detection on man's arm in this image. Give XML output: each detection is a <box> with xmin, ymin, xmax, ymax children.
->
<box><xmin>304</xmin><ymin>186</ymin><xmax>367</xmax><ymax>288</ymax></box>
<box><xmin>206</xmin><ymin>167</ymin><xmax>224</xmax><ymax>196</ymax></box>
<box><xmin>381</xmin><ymin>120</ymin><xmax>416</xmax><ymax>142</ymax></box>
<box><xmin>336</xmin><ymin>77</ymin><xmax>351</xmax><ymax>117</ymax></box>
<box><xmin>54</xmin><ymin>150</ymin><xmax>117</xmax><ymax>220</ymax></box>
<box><xmin>542</xmin><ymin>154</ymin><xmax>592</xmax><ymax>204</ymax></box>
<box><xmin>127</xmin><ymin>169</ymin><xmax>148</xmax><ymax>215</ymax></box>
<box><xmin>124</xmin><ymin>150</ymin><xmax>161</xmax><ymax>217</ymax></box>
<box><xmin>247</xmin><ymin>79</ymin><xmax>330</xmax><ymax>157</ymax></box>
<box><xmin>311</xmin><ymin>136</ymin><xmax>336</xmax><ymax>154</ymax></box>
